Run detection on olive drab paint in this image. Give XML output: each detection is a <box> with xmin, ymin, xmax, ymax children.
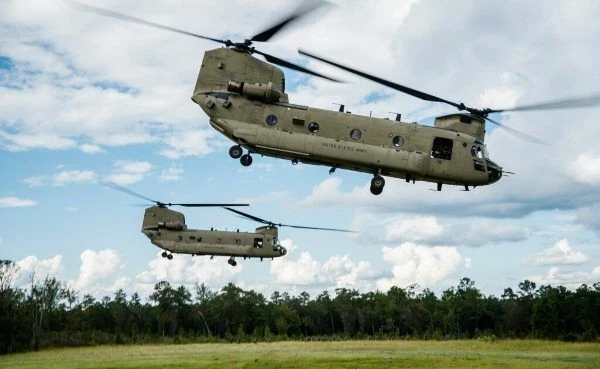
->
<box><xmin>141</xmin><ymin>205</ymin><xmax>286</xmax><ymax>267</ymax></box>
<box><xmin>192</xmin><ymin>48</ymin><xmax>502</xmax><ymax>194</ymax></box>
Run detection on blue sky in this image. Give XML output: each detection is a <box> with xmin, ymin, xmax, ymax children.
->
<box><xmin>1</xmin><ymin>0</ymin><xmax>600</xmax><ymax>299</ymax></box>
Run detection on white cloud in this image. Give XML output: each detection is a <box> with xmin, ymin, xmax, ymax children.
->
<box><xmin>0</xmin><ymin>130</ymin><xmax>77</xmax><ymax>151</ymax></box>
<box><xmin>270</xmin><ymin>239</ymin><xmax>377</xmax><ymax>290</ymax></box>
<box><xmin>80</xmin><ymin>143</ymin><xmax>104</xmax><ymax>154</ymax></box>
<box><xmin>22</xmin><ymin>169</ymin><xmax>98</xmax><ymax>187</ymax></box>
<box><xmin>53</xmin><ymin>170</ymin><xmax>98</xmax><ymax>186</ymax></box>
<box><xmin>71</xmin><ymin>249</ymin><xmax>128</xmax><ymax>296</ymax></box>
<box><xmin>0</xmin><ymin>196</ymin><xmax>37</xmax><ymax>207</ymax></box>
<box><xmin>384</xmin><ymin>216</ymin><xmax>443</xmax><ymax>243</ymax></box>
<box><xmin>528</xmin><ymin>266</ymin><xmax>599</xmax><ymax>288</ymax></box>
<box><xmin>376</xmin><ymin>242</ymin><xmax>470</xmax><ymax>291</ymax></box>
<box><xmin>159</xmin><ymin>130</ymin><xmax>218</xmax><ymax>159</ymax></box>
<box><xmin>568</xmin><ymin>154</ymin><xmax>600</xmax><ymax>185</ymax></box>
<box><xmin>357</xmin><ymin>212</ymin><xmax>526</xmax><ymax>247</ymax></box>
<box><xmin>136</xmin><ymin>251</ymin><xmax>243</xmax><ymax>295</ymax></box>
<box><xmin>104</xmin><ymin>160</ymin><xmax>152</xmax><ymax>186</ymax></box>
<box><xmin>14</xmin><ymin>255</ymin><xmax>63</xmax><ymax>286</ymax></box>
<box><xmin>528</xmin><ymin>239</ymin><xmax>589</xmax><ymax>266</ymax></box>
<box><xmin>159</xmin><ymin>163</ymin><xmax>184</xmax><ymax>182</ymax></box>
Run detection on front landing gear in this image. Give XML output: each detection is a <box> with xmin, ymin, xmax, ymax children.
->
<box><xmin>228</xmin><ymin>257</ymin><xmax>237</xmax><ymax>267</ymax></box>
<box><xmin>161</xmin><ymin>251</ymin><xmax>173</xmax><ymax>260</ymax></box>
<box><xmin>370</xmin><ymin>175</ymin><xmax>385</xmax><ymax>195</ymax></box>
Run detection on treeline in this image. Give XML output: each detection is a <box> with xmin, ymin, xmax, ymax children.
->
<box><xmin>1</xmin><ymin>259</ymin><xmax>599</xmax><ymax>354</ymax></box>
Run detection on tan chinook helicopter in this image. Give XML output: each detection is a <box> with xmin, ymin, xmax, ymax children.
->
<box><xmin>105</xmin><ymin>182</ymin><xmax>352</xmax><ymax>266</ymax></box>
<box><xmin>72</xmin><ymin>2</ymin><xmax>600</xmax><ymax>195</ymax></box>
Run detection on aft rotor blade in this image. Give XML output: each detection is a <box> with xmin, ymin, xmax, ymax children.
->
<box><xmin>299</xmin><ymin>49</ymin><xmax>461</xmax><ymax>108</ymax></box>
<box><xmin>223</xmin><ymin>207</ymin><xmax>270</xmax><ymax>225</ymax></box>
<box><xmin>278</xmin><ymin>223</ymin><xmax>356</xmax><ymax>233</ymax></box>
<box><xmin>487</xmin><ymin>93</ymin><xmax>600</xmax><ymax>113</ymax></box>
<box><xmin>67</xmin><ymin>1</ymin><xmax>226</xmax><ymax>45</ymax></box>
<box><xmin>255</xmin><ymin>49</ymin><xmax>340</xmax><ymax>82</ymax></box>
<box><xmin>250</xmin><ymin>1</ymin><xmax>328</xmax><ymax>42</ymax></box>
<box><xmin>482</xmin><ymin>115</ymin><xmax>548</xmax><ymax>145</ymax></box>
<box><xmin>101</xmin><ymin>181</ymin><xmax>158</xmax><ymax>204</ymax></box>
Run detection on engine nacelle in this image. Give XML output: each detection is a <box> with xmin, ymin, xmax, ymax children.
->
<box><xmin>227</xmin><ymin>80</ymin><xmax>282</xmax><ymax>103</ymax></box>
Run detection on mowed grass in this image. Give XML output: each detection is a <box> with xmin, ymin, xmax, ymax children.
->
<box><xmin>1</xmin><ymin>340</ymin><xmax>599</xmax><ymax>369</ymax></box>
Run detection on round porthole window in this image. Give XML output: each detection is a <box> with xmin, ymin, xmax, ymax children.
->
<box><xmin>350</xmin><ymin>129</ymin><xmax>362</xmax><ymax>140</ymax></box>
<box><xmin>308</xmin><ymin>121</ymin><xmax>319</xmax><ymax>133</ymax></box>
<box><xmin>266</xmin><ymin>114</ymin><xmax>278</xmax><ymax>126</ymax></box>
<box><xmin>392</xmin><ymin>135</ymin><xmax>404</xmax><ymax>147</ymax></box>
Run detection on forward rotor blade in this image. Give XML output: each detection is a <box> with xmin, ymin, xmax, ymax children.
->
<box><xmin>488</xmin><ymin>93</ymin><xmax>600</xmax><ymax>113</ymax></box>
<box><xmin>250</xmin><ymin>1</ymin><xmax>328</xmax><ymax>42</ymax></box>
<box><xmin>299</xmin><ymin>49</ymin><xmax>461</xmax><ymax>108</ymax></box>
<box><xmin>277</xmin><ymin>223</ymin><xmax>356</xmax><ymax>233</ymax></box>
<box><xmin>223</xmin><ymin>207</ymin><xmax>270</xmax><ymax>225</ymax></box>
<box><xmin>175</xmin><ymin>203</ymin><xmax>249</xmax><ymax>207</ymax></box>
<box><xmin>482</xmin><ymin>116</ymin><xmax>548</xmax><ymax>145</ymax></box>
<box><xmin>255</xmin><ymin>50</ymin><xmax>340</xmax><ymax>82</ymax></box>
<box><xmin>101</xmin><ymin>181</ymin><xmax>158</xmax><ymax>204</ymax></box>
<box><xmin>66</xmin><ymin>1</ymin><xmax>225</xmax><ymax>44</ymax></box>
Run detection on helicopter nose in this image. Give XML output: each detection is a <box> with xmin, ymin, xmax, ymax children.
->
<box><xmin>486</xmin><ymin>160</ymin><xmax>502</xmax><ymax>183</ymax></box>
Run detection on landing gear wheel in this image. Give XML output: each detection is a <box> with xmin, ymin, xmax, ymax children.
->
<box><xmin>161</xmin><ymin>251</ymin><xmax>168</xmax><ymax>258</ymax></box>
<box><xmin>228</xmin><ymin>257</ymin><xmax>237</xmax><ymax>267</ymax></box>
<box><xmin>240</xmin><ymin>154</ymin><xmax>253</xmax><ymax>167</ymax></box>
<box><xmin>229</xmin><ymin>145</ymin><xmax>243</xmax><ymax>159</ymax></box>
<box><xmin>167</xmin><ymin>254</ymin><xmax>173</xmax><ymax>260</ymax></box>
<box><xmin>370</xmin><ymin>175</ymin><xmax>385</xmax><ymax>195</ymax></box>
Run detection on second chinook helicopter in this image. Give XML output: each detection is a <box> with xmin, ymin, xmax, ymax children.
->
<box><xmin>71</xmin><ymin>2</ymin><xmax>600</xmax><ymax>195</ymax></box>
<box><xmin>106</xmin><ymin>183</ymin><xmax>353</xmax><ymax>266</ymax></box>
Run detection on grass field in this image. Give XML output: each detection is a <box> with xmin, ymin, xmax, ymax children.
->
<box><xmin>1</xmin><ymin>340</ymin><xmax>599</xmax><ymax>369</ymax></box>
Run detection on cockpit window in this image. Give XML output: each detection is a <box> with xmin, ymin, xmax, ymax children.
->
<box><xmin>471</xmin><ymin>144</ymin><xmax>488</xmax><ymax>159</ymax></box>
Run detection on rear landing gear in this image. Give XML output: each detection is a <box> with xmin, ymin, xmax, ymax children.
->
<box><xmin>240</xmin><ymin>154</ymin><xmax>253</xmax><ymax>167</ymax></box>
<box><xmin>229</xmin><ymin>145</ymin><xmax>243</xmax><ymax>159</ymax></box>
<box><xmin>228</xmin><ymin>257</ymin><xmax>237</xmax><ymax>267</ymax></box>
<box><xmin>370</xmin><ymin>175</ymin><xmax>385</xmax><ymax>195</ymax></box>
<box><xmin>161</xmin><ymin>251</ymin><xmax>173</xmax><ymax>260</ymax></box>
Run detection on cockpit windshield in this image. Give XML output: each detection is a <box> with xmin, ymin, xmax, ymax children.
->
<box><xmin>471</xmin><ymin>144</ymin><xmax>489</xmax><ymax>159</ymax></box>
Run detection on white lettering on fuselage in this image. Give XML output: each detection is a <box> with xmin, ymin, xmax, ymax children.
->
<box><xmin>322</xmin><ymin>142</ymin><xmax>367</xmax><ymax>153</ymax></box>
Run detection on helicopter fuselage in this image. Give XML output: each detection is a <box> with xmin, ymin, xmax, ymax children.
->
<box><xmin>192</xmin><ymin>48</ymin><xmax>502</xmax><ymax>194</ymax></box>
<box><xmin>141</xmin><ymin>206</ymin><xmax>286</xmax><ymax>264</ymax></box>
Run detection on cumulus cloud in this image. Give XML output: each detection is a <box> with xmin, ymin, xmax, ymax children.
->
<box><xmin>376</xmin><ymin>242</ymin><xmax>470</xmax><ymax>291</ymax></box>
<box><xmin>136</xmin><ymin>252</ymin><xmax>243</xmax><ymax>295</ymax></box>
<box><xmin>80</xmin><ymin>143</ymin><xmax>104</xmax><ymax>154</ymax></box>
<box><xmin>528</xmin><ymin>266</ymin><xmax>600</xmax><ymax>288</ymax></box>
<box><xmin>0</xmin><ymin>196</ymin><xmax>37</xmax><ymax>207</ymax></box>
<box><xmin>567</xmin><ymin>154</ymin><xmax>600</xmax><ymax>185</ymax></box>
<box><xmin>14</xmin><ymin>255</ymin><xmax>63</xmax><ymax>286</ymax></box>
<box><xmin>270</xmin><ymin>239</ymin><xmax>378</xmax><ymax>290</ymax></box>
<box><xmin>71</xmin><ymin>249</ymin><xmax>128</xmax><ymax>295</ymax></box>
<box><xmin>528</xmin><ymin>239</ymin><xmax>589</xmax><ymax>266</ymax></box>
<box><xmin>159</xmin><ymin>130</ymin><xmax>218</xmax><ymax>159</ymax></box>
<box><xmin>104</xmin><ymin>160</ymin><xmax>152</xmax><ymax>186</ymax></box>
<box><xmin>357</xmin><ymin>212</ymin><xmax>526</xmax><ymax>247</ymax></box>
<box><xmin>384</xmin><ymin>216</ymin><xmax>443</xmax><ymax>243</ymax></box>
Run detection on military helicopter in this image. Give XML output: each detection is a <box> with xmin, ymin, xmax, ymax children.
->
<box><xmin>104</xmin><ymin>182</ymin><xmax>353</xmax><ymax>266</ymax></box>
<box><xmin>71</xmin><ymin>2</ymin><xmax>600</xmax><ymax>195</ymax></box>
